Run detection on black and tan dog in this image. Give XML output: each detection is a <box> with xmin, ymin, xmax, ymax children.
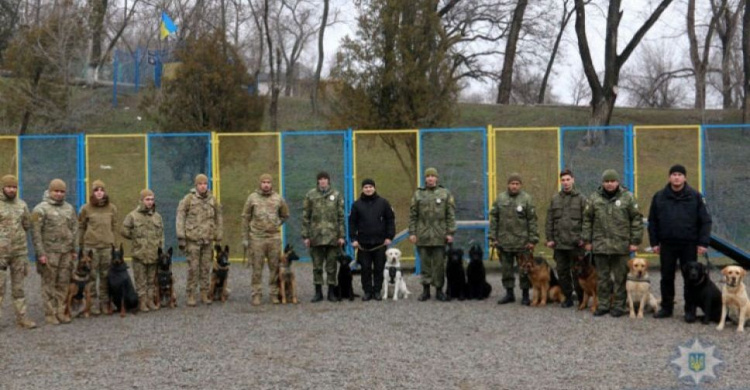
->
<box><xmin>277</xmin><ymin>244</ymin><xmax>300</xmax><ymax>304</ymax></box>
<box><xmin>445</xmin><ymin>246</ymin><xmax>467</xmax><ymax>301</ymax></box>
<box><xmin>518</xmin><ymin>252</ymin><xmax>565</xmax><ymax>306</ymax></box>
<box><xmin>209</xmin><ymin>245</ymin><xmax>230</xmax><ymax>303</ymax></box>
<box><xmin>107</xmin><ymin>244</ymin><xmax>139</xmax><ymax>317</ymax></box>
<box><xmin>466</xmin><ymin>244</ymin><xmax>492</xmax><ymax>300</ymax></box>
<box><xmin>154</xmin><ymin>247</ymin><xmax>177</xmax><ymax>309</ymax></box>
<box><xmin>574</xmin><ymin>252</ymin><xmax>599</xmax><ymax>313</ymax></box>
<box><xmin>65</xmin><ymin>250</ymin><xmax>93</xmax><ymax>319</ymax></box>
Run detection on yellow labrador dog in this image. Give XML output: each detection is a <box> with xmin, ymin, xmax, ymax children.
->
<box><xmin>626</xmin><ymin>258</ymin><xmax>659</xmax><ymax>319</ymax></box>
<box><xmin>717</xmin><ymin>265</ymin><xmax>750</xmax><ymax>332</ymax></box>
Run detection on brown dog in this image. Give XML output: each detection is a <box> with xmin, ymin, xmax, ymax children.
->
<box><xmin>717</xmin><ymin>265</ymin><xmax>750</xmax><ymax>332</ymax></box>
<box><xmin>518</xmin><ymin>253</ymin><xmax>565</xmax><ymax>306</ymax></box>
<box><xmin>574</xmin><ymin>253</ymin><xmax>598</xmax><ymax>313</ymax></box>
<box><xmin>626</xmin><ymin>257</ymin><xmax>659</xmax><ymax>319</ymax></box>
<box><xmin>65</xmin><ymin>250</ymin><xmax>93</xmax><ymax>319</ymax></box>
<box><xmin>277</xmin><ymin>245</ymin><xmax>300</xmax><ymax>304</ymax></box>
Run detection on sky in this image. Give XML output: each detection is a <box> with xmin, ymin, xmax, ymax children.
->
<box><xmin>319</xmin><ymin>0</ymin><xmax>715</xmax><ymax>107</ymax></box>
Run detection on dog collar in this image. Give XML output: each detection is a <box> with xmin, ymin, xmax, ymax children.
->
<box><xmin>626</xmin><ymin>275</ymin><xmax>650</xmax><ymax>283</ymax></box>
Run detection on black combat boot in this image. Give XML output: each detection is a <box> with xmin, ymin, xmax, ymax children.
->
<box><xmin>327</xmin><ymin>285</ymin><xmax>338</xmax><ymax>302</ymax></box>
<box><xmin>418</xmin><ymin>284</ymin><xmax>431</xmax><ymax>301</ymax></box>
<box><xmin>654</xmin><ymin>307</ymin><xmax>673</xmax><ymax>319</ymax></box>
<box><xmin>561</xmin><ymin>295</ymin><xmax>574</xmax><ymax>308</ymax></box>
<box><xmin>373</xmin><ymin>290</ymin><xmax>383</xmax><ymax>301</ymax></box>
<box><xmin>521</xmin><ymin>289</ymin><xmax>530</xmax><ymax>306</ymax></box>
<box><xmin>311</xmin><ymin>285</ymin><xmax>323</xmax><ymax>303</ymax></box>
<box><xmin>362</xmin><ymin>292</ymin><xmax>372</xmax><ymax>302</ymax></box>
<box><xmin>435</xmin><ymin>287</ymin><xmax>447</xmax><ymax>302</ymax></box>
<box><xmin>497</xmin><ymin>288</ymin><xmax>515</xmax><ymax>304</ymax></box>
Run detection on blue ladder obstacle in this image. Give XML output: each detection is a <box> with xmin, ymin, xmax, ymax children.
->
<box><xmin>710</xmin><ymin>235</ymin><xmax>750</xmax><ymax>269</ymax></box>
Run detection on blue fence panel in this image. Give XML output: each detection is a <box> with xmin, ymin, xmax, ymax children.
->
<box><xmin>560</xmin><ymin>126</ymin><xmax>628</xmax><ymax>195</ymax></box>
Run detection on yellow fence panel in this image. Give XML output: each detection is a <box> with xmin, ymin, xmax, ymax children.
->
<box><xmin>0</xmin><ymin>136</ymin><xmax>18</xmax><ymax>177</ymax></box>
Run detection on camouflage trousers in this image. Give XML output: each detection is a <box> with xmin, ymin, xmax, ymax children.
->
<box><xmin>0</xmin><ymin>255</ymin><xmax>29</xmax><ymax>318</ymax></box>
<box><xmin>186</xmin><ymin>241</ymin><xmax>212</xmax><ymax>296</ymax></box>
<box><xmin>132</xmin><ymin>258</ymin><xmax>157</xmax><ymax>303</ymax></box>
<box><xmin>418</xmin><ymin>246</ymin><xmax>445</xmax><ymax>289</ymax></box>
<box><xmin>595</xmin><ymin>254</ymin><xmax>628</xmax><ymax>311</ymax></box>
<box><xmin>500</xmin><ymin>251</ymin><xmax>531</xmax><ymax>290</ymax></box>
<box><xmin>85</xmin><ymin>247</ymin><xmax>112</xmax><ymax>304</ymax></box>
<box><xmin>39</xmin><ymin>252</ymin><xmax>73</xmax><ymax>317</ymax></box>
<box><xmin>250</xmin><ymin>237</ymin><xmax>281</xmax><ymax>297</ymax></box>
<box><xmin>554</xmin><ymin>249</ymin><xmax>583</xmax><ymax>300</ymax></box>
<box><xmin>310</xmin><ymin>246</ymin><xmax>339</xmax><ymax>286</ymax></box>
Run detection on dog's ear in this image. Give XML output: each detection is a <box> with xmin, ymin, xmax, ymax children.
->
<box><xmin>627</xmin><ymin>258</ymin><xmax>634</xmax><ymax>270</ymax></box>
<box><xmin>741</xmin><ymin>268</ymin><xmax>747</xmax><ymax>279</ymax></box>
<box><xmin>224</xmin><ymin>245</ymin><xmax>229</xmax><ymax>254</ymax></box>
<box><xmin>119</xmin><ymin>243</ymin><xmax>124</xmax><ymax>253</ymax></box>
<box><xmin>721</xmin><ymin>266</ymin><xmax>729</xmax><ymax>276</ymax></box>
<box><xmin>88</xmin><ymin>249</ymin><xmax>94</xmax><ymax>259</ymax></box>
<box><xmin>167</xmin><ymin>247</ymin><xmax>173</xmax><ymax>257</ymax></box>
<box><xmin>158</xmin><ymin>247</ymin><xmax>163</xmax><ymax>257</ymax></box>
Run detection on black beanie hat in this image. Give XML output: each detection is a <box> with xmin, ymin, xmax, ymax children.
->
<box><xmin>669</xmin><ymin>164</ymin><xmax>687</xmax><ymax>176</ymax></box>
<box><xmin>316</xmin><ymin>171</ymin><xmax>330</xmax><ymax>181</ymax></box>
<box><xmin>361</xmin><ymin>178</ymin><xmax>376</xmax><ymax>188</ymax></box>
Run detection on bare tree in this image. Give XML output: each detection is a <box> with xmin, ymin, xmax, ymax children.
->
<box><xmin>85</xmin><ymin>0</ymin><xmax>140</xmax><ymax>86</ymax></box>
<box><xmin>264</xmin><ymin>0</ymin><xmax>280</xmax><ymax>130</ymax></box>
<box><xmin>496</xmin><ymin>0</ymin><xmax>527</xmax><ymax>104</ymax></box>
<box><xmin>574</xmin><ymin>0</ymin><xmax>674</xmax><ymax>127</ymax></box>
<box><xmin>743</xmin><ymin>0</ymin><xmax>749</xmax><ymax>121</ymax></box>
<box><xmin>276</xmin><ymin>0</ymin><xmax>322</xmax><ymax>97</ymax></box>
<box><xmin>538</xmin><ymin>0</ymin><xmax>578</xmax><ymax>104</ymax></box>
<box><xmin>310</xmin><ymin>0</ymin><xmax>328</xmax><ymax>114</ymax></box>
<box><xmin>711</xmin><ymin>0</ymin><xmax>743</xmax><ymax>108</ymax></box>
<box><xmin>569</xmin><ymin>69</ymin><xmax>591</xmax><ymax>106</ymax></box>
<box><xmin>687</xmin><ymin>0</ymin><xmax>717</xmax><ymax>109</ymax></box>
<box><xmin>621</xmin><ymin>43</ymin><xmax>688</xmax><ymax>108</ymax></box>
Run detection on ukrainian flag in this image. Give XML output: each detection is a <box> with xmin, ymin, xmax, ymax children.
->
<box><xmin>160</xmin><ymin>12</ymin><xmax>177</xmax><ymax>40</ymax></box>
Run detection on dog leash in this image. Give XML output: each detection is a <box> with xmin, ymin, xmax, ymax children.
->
<box><xmin>356</xmin><ymin>243</ymin><xmax>387</xmax><ymax>252</ymax></box>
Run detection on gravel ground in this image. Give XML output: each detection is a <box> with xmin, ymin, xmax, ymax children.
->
<box><xmin>1</xmin><ymin>262</ymin><xmax>749</xmax><ymax>390</ymax></box>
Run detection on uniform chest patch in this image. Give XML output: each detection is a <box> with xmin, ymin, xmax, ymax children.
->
<box><xmin>436</xmin><ymin>198</ymin><xmax>441</xmax><ymax>204</ymax></box>
<box><xmin>329</xmin><ymin>195</ymin><xmax>335</xmax><ymax>201</ymax></box>
<box><xmin>615</xmin><ymin>200</ymin><xmax>621</xmax><ymax>207</ymax></box>
<box><xmin>516</xmin><ymin>205</ymin><xmax>523</xmax><ymax>212</ymax></box>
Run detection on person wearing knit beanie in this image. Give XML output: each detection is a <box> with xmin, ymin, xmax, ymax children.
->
<box><xmin>601</xmin><ymin>169</ymin><xmax>620</xmax><ymax>182</ymax></box>
<box><xmin>424</xmin><ymin>167</ymin><xmax>438</xmax><ymax>177</ymax></box>
<box><xmin>140</xmin><ymin>189</ymin><xmax>154</xmax><ymax>200</ymax></box>
<box><xmin>361</xmin><ymin>178</ymin><xmax>376</xmax><ymax>188</ymax></box>
<box><xmin>259</xmin><ymin>173</ymin><xmax>273</xmax><ymax>183</ymax></box>
<box><xmin>669</xmin><ymin>164</ymin><xmax>687</xmax><ymax>176</ymax></box>
<box><xmin>316</xmin><ymin>171</ymin><xmax>330</xmax><ymax>181</ymax></box>
<box><xmin>194</xmin><ymin>174</ymin><xmax>208</xmax><ymax>185</ymax></box>
<box><xmin>122</xmin><ymin>188</ymin><xmax>163</xmax><ymax>312</ymax></box>
<box><xmin>91</xmin><ymin>179</ymin><xmax>105</xmax><ymax>191</ymax></box>
<box><xmin>1</xmin><ymin>174</ymin><xmax>18</xmax><ymax>188</ymax></box>
<box><xmin>507</xmin><ymin>173</ymin><xmax>522</xmax><ymax>184</ymax></box>
<box><xmin>49</xmin><ymin>179</ymin><xmax>67</xmax><ymax>192</ymax></box>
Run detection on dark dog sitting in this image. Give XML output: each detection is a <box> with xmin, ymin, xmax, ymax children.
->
<box><xmin>107</xmin><ymin>244</ymin><xmax>139</xmax><ymax>317</ymax></box>
<box><xmin>209</xmin><ymin>245</ymin><xmax>230</xmax><ymax>302</ymax></box>
<box><xmin>683</xmin><ymin>261</ymin><xmax>722</xmax><ymax>324</ymax></box>
<box><xmin>155</xmin><ymin>247</ymin><xmax>177</xmax><ymax>308</ymax></box>
<box><xmin>466</xmin><ymin>244</ymin><xmax>492</xmax><ymax>300</ymax></box>
<box><xmin>445</xmin><ymin>246</ymin><xmax>467</xmax><ymax>301</ymax></box>
<box><xmin>334</xmin><ymin>253</ymin><xmax>357</xmax><ymax>301</ymax></box>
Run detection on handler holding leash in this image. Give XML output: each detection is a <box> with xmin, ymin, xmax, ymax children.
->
<box><xmin>242</xmin><ymin>173</ymin><xmax>289</xmax><ymax>306</ymax></box>
<box><xmin>648</xmin><ymin>164</ymin><xmax>711</xmax><ymax>321</ymax></box>
<box><xmin>303</xmin><ymin>171</ymin><xmax>346</xmax><ymax>303</ymax></box>
<box><xmin>177</xmin><ymin>174</ymin><xmax>223</xmax><ymax>307</ymax></box>
<box><xmin>78</xmin><ymin>179</ymin><xmax>118</xmax><ymax>315</ymax></box>
<box><xmin>0</xmin><ymin>175</ymin><xmax>37</xmax><ymax>329</ymax></box>
<box><xmin>31</xmin><ymin>179</ymin><xmax>78</xmax><ymax>325</ymax></box>
<box><xmin>545</xmin><ymin>169</ymin><xmax>586</xmax><ymax>308</ymax></box>
<box><xmin>409</xmin><ymin>167</ymin><xmax>456</xmax><ymax>302</ymax></box>
<box><xmin>121</xmin><ymin>189</ymin><xmax>164</xmax><ymax>312</ymax></box>
<box><xmin>583</xmin><ymin>169</ymin><xmax>643</xmax><ymax>318</ymax></box>
<box><xmin>490</xmin><ymin>173</ymin><xmax>539</xmax><ymax>306</ymax></box>
<box><xmin>349</xmin><ymin>179</ymin><xmax>395</xmax><ymax>301</ymax></box>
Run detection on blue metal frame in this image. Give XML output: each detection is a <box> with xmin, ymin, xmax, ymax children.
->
<box><xmin>559</xmin><ymin>126</ymin><xmax>631</xmax><ymax>189</ymax></box>
<box><xmin>17</xmin><ymin>134</ymin><xmax>83</xmax><ymax>207</ymax></box>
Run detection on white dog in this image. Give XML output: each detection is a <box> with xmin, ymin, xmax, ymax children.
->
<box><xmin>383</xmin><ymin>248</ymin><xmax>410</xmax><ymax>301</ymax></box>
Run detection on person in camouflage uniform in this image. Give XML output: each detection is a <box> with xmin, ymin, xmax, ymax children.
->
<box><xmin>409</xmin><ymin>167</ymin><xmax>456</xmax><ymax>302</ymax></box>
<box><xmin>490</xmin><ymin>173</ymin><xmax>539</xmax><ymax>306</ymax></box>
<box><xmin>176</xmin><ymin>174</ymin><xmax>223</xmax><ymax>307</ymax></box>
<box><xmin>31</xmin><ymin>179</ymin><xmax>78</xmax><ymax>325</ymax></box>
<box><xmin>545</xmin><ymin>169</ymin><xmax>586</xmax><ymax>308</ymax></box>
<box><xmin>242</xmin><ymin>173</ymin><xmax>289</xmax><ymax>306</ymax></box>
<box><xmin>302</xmin><ymin>171</ymin><xmax>345</xmax><ymax>303</ymax></box>
<box><xmin>78</xmin><ymin>179</ymin><xmax>118</xmax><ymax>315</ymax></box>
<box><xmin>583</xmin><ymin>169</ymin><xmax>643</xmax><ymax>318</ymax></box>
<box><xmin>121</xmin><ymin>189</ymin><xmax>164</xmax><ymax>312</ymax></box>
<box><xmin>0</xmin><ymin>175</ymin><xmax>36</xmax><ymax>329</ymax></box>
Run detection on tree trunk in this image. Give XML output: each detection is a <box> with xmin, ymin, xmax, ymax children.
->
<box><xmin>87</xmin><ymin>0</ymin><xmax>108</xmax><ymax>85</ymax></box>
<box><xmin>264</xmin><ymin>0</ymin><xmax>278</xmax><ymax>131</ymax></box>
<box><xmin>539</xmin><ymin>1</ymin><xmax>573</xmax><ymax>104</ymax></box>
<box><xmin>310</xmin><ymin>0</ymin><xmax>329</xmax><ymax>114</ymax></box>
<box><xmin>743</xmin><ymin>0</ymin><xmax>750</xmax><ymax>122</ymax></box>
<box><xmin>496</xmin><ymin>0</ymin><xmax>528</xmax><ymax>104</ymax></box>
<box><xmin>687</xmin><ymin>0</ymin><xmax>715</xmax><ymax>110</ymax></box>
<box><xmin>285</xmin><ymin>65</ymin><xmax>294</xmax><ymax>97</ymax></box>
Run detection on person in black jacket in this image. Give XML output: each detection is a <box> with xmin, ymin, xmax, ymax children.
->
<box><xmin>349</xmin><ymin>179</ymin><xmax>396</xmax><ymax>301</ymax></box>
<box><xmin>648</xmin><ymin>164</ymin><xmax>712</xmax><ymax>321</ymax></box>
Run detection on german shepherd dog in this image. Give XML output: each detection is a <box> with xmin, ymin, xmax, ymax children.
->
<box><xmin>466</xmin><ymin>244</ymin><xmax>492</xmax><ymax>300</ymax></box>
<box><xmin>65</xmin><ymin>250</ymin><xmax>93</xmax><ymax>318</ymax></box>
<box><xmin>574</xmin><ymin>252</ymin><xmax>599</xmax><ymax>312</ymax></box>
<box><xmin>154</xmin><ymin>247</ymin><xmax>177</xmax><ymax>308</ymax></box>
<box><xmin>107</xmin><ymin>244</ymin><xmax>139</xmax><ymax>317</ymax></box>
<box><xmin>209</xmin><ymin>245</ymin><xmax>230</xmax><ymax>302</ymax></box>
<box><xmin>277</xmin><ymin>245</ymin><xmax>300</xmax><ymax>304</ymax></box>
<box><xmin>445</xmin><ymin>246</ymin><xmax>467</xmax><ymax>301</ymax></box>
<box><xmin>518</xmin><ymin>252</ymin><xmax>565</xmax><ymax>306</ymax></box>
<box><xmin>334</xmin><ymin>253</ymin><xmax>357</xmax><ymax>301</ymax></box>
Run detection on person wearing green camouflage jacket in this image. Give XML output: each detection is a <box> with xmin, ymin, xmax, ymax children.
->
<box><xmin>242</xmin><ymin>173</ymin><xmax>289</xmax><ymax>306</ymax></box>
<box><xmin>409</xmin><ymin>167</ymin><xmax>456</xmax><ymax>302</ymax></box>
<box><xmin>545</xmin><ymin>169</ymin><xmax>586</xmax><ymax>308</ymax></box>
<box><xmin>176</xmin><ymin>174</ymin><xmax>223</xmax><ymax>307</ymax></box>
<box><xmin>31</xmin><ymin>179</ymin><xmax>78</xmax><ymax>325</ymax></box>
<box><xmin>302</xmin><ymin>171</ymin><xmax>345</xmax><ymax>303</ymax></box>
<box><xmin>0</xmin><ymin>174</ymin><xmax>36</xmax><ymax>329</ymax></box>
<box><xmin>583</xmin><ymin>169</ymin><xmax>643</xmax><ymax>318</ymax></box>
<box><xmin>78</xmin><ymin>179</ymin><xmax>118</xmax><ymax>315</ymax></box>
<box><xmin>489</xmin><ymin>173</ymin><xmax>539</xmax><ymax>306</ymax></box>
<box><xmin>121</xmin><ymin>189</ymin><xmax>164</xmax><ymax>312</ymax></box>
